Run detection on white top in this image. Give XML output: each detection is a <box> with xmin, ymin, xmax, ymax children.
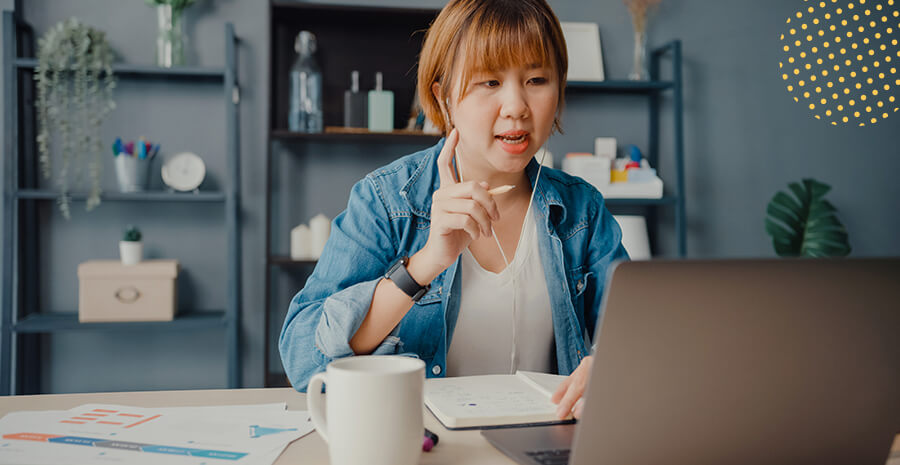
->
<box><xmin>446</xmin><ymin>204</ymin><xmax>555</xmax><ymax>377</ymax></box>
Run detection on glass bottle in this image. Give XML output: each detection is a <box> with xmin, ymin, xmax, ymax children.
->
<box><xmin>156</xmin><ymin>4</ymin><xmax>186</xmax><ymax>67</ymax></box>
<box><xmin>289</xmin><ymin>31</ymin><xmax>323</xmax><ymax>133</ymax></box>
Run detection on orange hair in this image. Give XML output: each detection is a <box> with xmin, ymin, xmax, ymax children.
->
<box><xmin>417</xmin><ymin>0</ymin><xmax>568</xmax><ymax>134</ymax></box>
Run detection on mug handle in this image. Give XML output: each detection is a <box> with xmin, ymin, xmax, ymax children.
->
<box><xmin>306</xmin><ymin>372</ymin><xmax>329</xmax><ymax>443</ymax></box>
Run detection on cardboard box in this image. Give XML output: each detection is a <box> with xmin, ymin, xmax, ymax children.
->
<box><xmin>77</xmin><ymin>260</ymin><xmax>179</xmax><ymax>322</ymax></box>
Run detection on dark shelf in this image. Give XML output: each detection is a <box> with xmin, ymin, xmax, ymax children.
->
<box><xmin>15</xmin><ymin>58</ymin><xmax>226</xmax><ymax>80</ymax></box>
<box><xmin>271</xmin><ymin>1</ymin><xmax>437</xmax><ymax>16</ymax></box>
<box><xmin>266</xmin><ymin>371</ymin><xmax>292</xmax><ymax>388</ymax></box>
<box><xmin>566</xmin><ymin>80</ymin><xmax>673</xmax><ymax>93</ymax></box>
<box><xmin>605</xmin><ymin>196</ymin><xmax>678</xmax><ymax>206</ymax></box>
<box><xmin>16</xmin><ymin>189</ymin><xmax>226</xmax><ymax>203</ymax></box>
<box><xmin>271</xmin><ymin>129</ymin><xmax>441</xmax><ymax>144</ymax></box>
<box><xmin>270</xmin><ymin>256</ymin><xmax>318</xmax><ymax>267</ymax></box>
<box><xmin>13</xmin><ymin>311</ymin><xmax>228</xmax><ymax>333</ymax></box>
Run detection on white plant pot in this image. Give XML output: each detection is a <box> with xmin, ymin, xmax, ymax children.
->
<box><xmin>119</xmin><ymin>241</ymin><xmax>143</xmax><ymax>265</ymax></box>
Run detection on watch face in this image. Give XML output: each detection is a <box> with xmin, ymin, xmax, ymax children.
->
<box><xmin>162</xmin><ymin>152</ymin><xmax>206</xmax><ymax>191</ymax></box>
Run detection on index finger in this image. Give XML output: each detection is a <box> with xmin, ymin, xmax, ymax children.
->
<box><xmin>437</xmin><ymin>128</ymin><xmax>460</xmax><ymax>187</ymax></box>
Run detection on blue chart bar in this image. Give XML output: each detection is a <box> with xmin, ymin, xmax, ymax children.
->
<box><xmin>23</xmin><ymin>433</ymin><xmax>248</xmax><ymax>461</ymax></box>
<box><xmin>142</xmin><ymin>445</ymin><xmax>194</xmax><ymax>456</ymax></box>
<box><xmin>47</xmin><ymin>436</ymin><xmax>99</xmax><ymax>446</ymax></box>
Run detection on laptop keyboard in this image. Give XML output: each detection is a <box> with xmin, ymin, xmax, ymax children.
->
<box><xmin>525</xmin><ymin>448</ymin><xmax>570</xmax><ymax>465</ymax></box>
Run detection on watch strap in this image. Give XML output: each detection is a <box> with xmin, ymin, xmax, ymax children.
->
<box><xmin>385</xmin><ymin>256</ymin><xmax>430</xmax><ymax>302</ymax></box>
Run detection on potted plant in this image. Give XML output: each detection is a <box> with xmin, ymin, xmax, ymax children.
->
<box><xmin>35</xmin><ymin>18</ymin><xmax>117</xmax><ymax>219</ymax></box>
<box><xmin>765</xmin><ymin>178</ymin><xmax>851</xmax><ymax>257</ymax></box>
<box><xmin>120</xmin><ymin>225</ymin><xmax>143</xmax><ymax>265</ymax></box>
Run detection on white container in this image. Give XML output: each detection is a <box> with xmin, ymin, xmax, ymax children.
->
<box><xmin>119</xmin><ymin>241</ymin><xmax>143</xmax><ymax>265</ymax></box>
<box><xmin>309</xmin><ymin>214</ymin><xmax>331</xmax><ymax>259</ymax></box>
<box><xmin>114</xmin><ymin>156</ymin><xmax>151</xmax><ymax>192</ymax></box>
<box><xmin>563</xmin><ymin>155</ymin><xmax>611</xmax><ymax>187</ymax></box>
<box><xmin>594</xmin><ymin>137</ymin><xmax>617</xmax><ymax>159</ymax></box>
<box><xmin>613</xmin><ymin>215</ymin><xmax>651</xmax><ymax>260</ymax></box>
<box><xmin>290</xmin><ymin>224</ymin><xmax>312</xmax><ymax>260</ymax></box>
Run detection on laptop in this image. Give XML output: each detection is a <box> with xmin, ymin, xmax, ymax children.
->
<box><xmin>482</xmin><ymin>259</ymin><xmax>900</xmax><ymax>465</ymax></box>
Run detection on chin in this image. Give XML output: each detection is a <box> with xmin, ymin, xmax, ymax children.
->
<box><xmin>488</xmin><ymin>152</ymin><xmax>535</xmax><ymax>173</ymax></box>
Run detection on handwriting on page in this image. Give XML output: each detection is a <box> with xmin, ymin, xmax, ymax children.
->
<box><xmin>428</xmin><ymin>379</ymin><xmax>555</xmax><ymax>419</ymax></box>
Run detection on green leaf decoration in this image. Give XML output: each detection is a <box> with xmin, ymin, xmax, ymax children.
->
<box><xmin>765</xmin><ymin>178</ymin><xmax>851</xmax><ymax>257</ymax></box>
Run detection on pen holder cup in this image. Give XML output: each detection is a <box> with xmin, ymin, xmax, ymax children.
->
<box><xmin>114</xmin><ymin>156</ymin><xmax>152</xmax><ymax>193</ymax></box>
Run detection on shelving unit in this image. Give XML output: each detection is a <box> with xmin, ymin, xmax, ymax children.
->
<box><xmin>263</xmin><ymin>3</ymin><xmax>684</xmax><ymax>387</ymax></box>
<box><xmin>0</xmin><ymin>11</ymin><xmax>243</xmax><ymax>395</ymax></box>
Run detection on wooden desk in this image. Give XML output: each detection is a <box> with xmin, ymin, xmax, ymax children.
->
<box><xmin>0</xmin><ymin>388</ymin><xmax>897</xmax><ymax>465</ymax></box>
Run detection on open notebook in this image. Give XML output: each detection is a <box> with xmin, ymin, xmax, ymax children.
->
<box><xmin>424</xmin><ymin>371</ymin><xmax>575</xmax><ymax>430</ymax></box>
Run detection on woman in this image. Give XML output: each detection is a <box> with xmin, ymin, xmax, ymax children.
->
<box><xmin>279</xmin><ymin>0</ymin><xmax>628</xmax><ymax>419</ymax></box>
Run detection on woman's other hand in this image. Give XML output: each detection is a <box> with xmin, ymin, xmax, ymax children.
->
<box><xmin>551</xmin><ymin>355</ymin><xmax>592</xmax><ymax>419</ymax></box>
<box><xmin>420</xmin><ymin>128</ymin><xmax>501</xmax><ymax>271</ymax></box>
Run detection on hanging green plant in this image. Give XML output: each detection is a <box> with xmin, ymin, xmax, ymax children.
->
<box><xmin>35</xmin><ymin>17</ymin><xmax>117</xmax><ymax>219</ymax></box>
<box><xmin>765</xmin><ymin>178</ymin><xmax>851</xmax><ymax>257</ymax></box>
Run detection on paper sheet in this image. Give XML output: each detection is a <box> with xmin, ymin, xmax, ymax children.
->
<box><xmin>0</xmin><ymin>403</ymin><xmax>313</xmax><ymax>465</ymax></box>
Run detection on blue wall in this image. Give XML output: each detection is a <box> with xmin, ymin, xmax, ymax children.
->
<box><xmin>2</xmin><ymin>0</ymin><xmax>898</xmax><ymax>393</ymax></box>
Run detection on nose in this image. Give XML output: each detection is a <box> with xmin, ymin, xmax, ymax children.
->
<box><xmin>499</xmin><ymin>83</ymin><xmax>529</xmax><ymax>120</ymax></box>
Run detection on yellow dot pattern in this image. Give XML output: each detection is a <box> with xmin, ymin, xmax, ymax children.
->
<box><xmin>781</xmin><ymin>0</ymin><xmax>900</xmax><ymax>126</ymax></box>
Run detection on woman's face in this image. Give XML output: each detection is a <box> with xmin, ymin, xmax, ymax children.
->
<box><xmin>438</xmin><ymin>57</ymin><xmax>559</xmax><ymax>179</ymax></box>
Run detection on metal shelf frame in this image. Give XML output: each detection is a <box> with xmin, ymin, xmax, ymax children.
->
<box><xmin>0</xmin><ymin>11</ymin><xmax>243</xmax><ymax>395</ymax></box>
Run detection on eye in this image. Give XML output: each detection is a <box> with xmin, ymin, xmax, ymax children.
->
<box><xmin>528</xmin><ymin>77</ymin><xmax>548</xmax><ymax>85</ymax></box>
<box><xmin>482</xmin><ymin>80</ymin><xmax>501</xmax><ymax>88</ymax></box>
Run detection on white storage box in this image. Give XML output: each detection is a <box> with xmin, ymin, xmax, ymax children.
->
<box><xmin>77</xmin><ymin>260</ymin><xmax>179</xmax><ymax>322</ymax></box>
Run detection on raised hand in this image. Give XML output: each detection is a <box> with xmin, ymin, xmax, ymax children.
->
<box><xmin>420</xmin><ymin>129</ymin><xmax>501</xmax><ymax>271</ymax></box>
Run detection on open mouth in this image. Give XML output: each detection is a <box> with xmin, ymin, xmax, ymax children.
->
<box><xmin>495</xmin><ymin>132</ymin><xmax>529</xmax><ymax>145</ymax></box>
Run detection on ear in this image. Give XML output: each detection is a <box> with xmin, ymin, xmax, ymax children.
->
<box><xmin>431</xmin><ymin>81</ymin><xmax>442</xmax><ymax>101</ymax></box>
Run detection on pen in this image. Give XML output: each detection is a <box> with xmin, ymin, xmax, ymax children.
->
<box><xmin>488</xmin><ymin>185</ymin><xmax>515</xmax><ymax>196</ymax></box>
<box><xmin>423</xmin><ymin>428</ymin><xmax>439</xmax><ymax>452</ymax></box>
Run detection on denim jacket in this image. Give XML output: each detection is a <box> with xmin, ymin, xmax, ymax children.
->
<box><xmin>279</xmin><ymin>140</ymin><xmax>628</xmax><ymax>391</ymax></box>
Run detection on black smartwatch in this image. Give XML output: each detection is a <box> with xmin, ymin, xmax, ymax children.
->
<box><xmin>385</xmin><ymin>256</ymin><xmax>430</xmax><ymax>302</ymax></box>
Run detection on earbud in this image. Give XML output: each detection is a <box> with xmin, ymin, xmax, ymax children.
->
<box><xmin>442</xmin><ymin>97</ymin><xmax>454</xmax><ymax>130</ymax></box>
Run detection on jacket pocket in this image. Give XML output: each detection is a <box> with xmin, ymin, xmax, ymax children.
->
<box><xmin>566</xmin><ymin>266</ymin><xmax>592</xmax><ymax>299</ymax></box>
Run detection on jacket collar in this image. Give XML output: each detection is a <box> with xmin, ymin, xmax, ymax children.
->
<box><xmin>400</xmin><ymin>138</ymin><xmax>567</xmax><ymax>228</ymax></box>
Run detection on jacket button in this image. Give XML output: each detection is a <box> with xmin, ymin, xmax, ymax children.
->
<box><xmin>576</xmin><ymin>280</ymin><xmax>584</xmax><ymax>292</ymax></box>
<box><xmin>431</xmin><ymin>365</ymin><xmax>442</xmax><ymax>376</ymax></box>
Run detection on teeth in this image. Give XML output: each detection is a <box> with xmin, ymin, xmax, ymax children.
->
<box><xmin>499</xmin><ymin>134</ymin><xmax>526</xmax><ymax>143</ymax></box>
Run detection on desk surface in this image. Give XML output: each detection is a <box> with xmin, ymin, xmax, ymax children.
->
<box><xmin>0</xmin><ymin>388</ymin><xmax>897</xmax><ymax>465</ymax></box>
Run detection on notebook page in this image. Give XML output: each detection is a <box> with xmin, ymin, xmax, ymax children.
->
<box><xmin>515</xmin><ymin>371</ymin><xmax>568</xmax><ymax>398</ymax></box>
<box><xmin>425</xmin><ymin>374</ymin><xmax>557</xmax><ymax>421</ymax></box>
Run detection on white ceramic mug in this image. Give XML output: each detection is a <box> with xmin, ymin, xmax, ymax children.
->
<box><xmin>307</xmin><ymin>356</ymin><xmax>425</xmax><ymax>465</ymax></box>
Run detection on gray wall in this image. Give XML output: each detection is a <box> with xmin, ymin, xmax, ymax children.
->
<box><xmin>3</xmin><ymin>0</ymin><xmax>898</xmax><ymax>393</ymax></box>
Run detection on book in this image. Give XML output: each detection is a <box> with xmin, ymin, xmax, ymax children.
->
<box><xmin>424</xmin><ymin>370</ymin><xmax>575</xmax><ymax>430</ymax></box>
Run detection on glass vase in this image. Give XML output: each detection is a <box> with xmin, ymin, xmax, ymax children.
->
<box><xmin>628</xmin><ymin>29</ymin><xmax>649</xmax><ymax>81</ymax></box>
<box><xmin>156</xmin><ymin>5</ymin><xmax>186</xmax><ymax>67</ymax></box>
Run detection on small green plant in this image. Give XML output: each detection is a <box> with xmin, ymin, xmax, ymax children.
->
<box><xmin>765</xmin><ymin>178</ymin><xmax>851</xmax><ymax>257</ymax></box>
<box><xmin>123</xmin><ymin>226</ymin><xmax>142</xmax><ymax>242</ymax></box>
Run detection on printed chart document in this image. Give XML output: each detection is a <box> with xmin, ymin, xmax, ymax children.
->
<box><xmin>425</xmin><ymin>370</ymin><xmax>575</xmax><ymax>430</ymax></box>
<box><xmin>0</xmin><ymin>403</ymin><xmax>313</xmax><ymax>465</ymax></box>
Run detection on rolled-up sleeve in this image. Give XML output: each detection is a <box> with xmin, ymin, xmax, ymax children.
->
<box><xmin>279</xmin><ymin>175</ymin><xmax>399</xmax><ymax>391</ymax></box>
